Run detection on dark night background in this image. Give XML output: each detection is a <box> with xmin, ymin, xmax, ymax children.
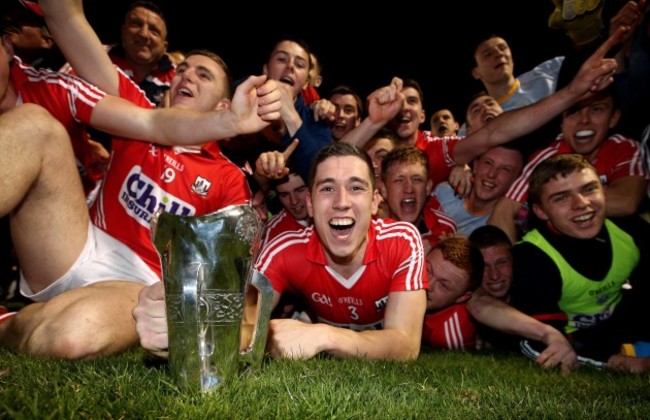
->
<box><xmin>83</xmin><ymin>0</ymin><xmax>577</xmax><ymax>121</ymax></box>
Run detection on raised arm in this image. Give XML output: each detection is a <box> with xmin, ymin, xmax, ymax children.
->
<box><xmin>40</xmin><ymin>0</ymin><xmax>120</xmax><ymax>95</ymax></box>
<box><xmin>89</xmin><ymin>75</ymin><xmax>282</xmax><ymax>145</ymax></box>
<box><xmin>454</xmin><ymin>27</ymin><xmax>626</xmax><ymax>165</ymax></box>
<box><xmin>340</xmin><ymin>77</ymin><xmax>405</xmax><ymax>147</ymax></box>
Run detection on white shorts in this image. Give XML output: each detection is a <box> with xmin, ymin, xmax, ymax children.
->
<box><xmin>20</xmin><ymin>223</ymin><xmax>160</xmax><ymax>301</ymax></box>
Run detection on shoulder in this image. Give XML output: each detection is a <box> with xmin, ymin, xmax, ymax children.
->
<box><xmin>433</xmin><ymin>182</ymin><xmax>456</xmax><ymax>201</ymax></box>
<box><xmin>372</xmin><ymin>218</ymin><xmax>421</xmax><ymax>240</ymax></box>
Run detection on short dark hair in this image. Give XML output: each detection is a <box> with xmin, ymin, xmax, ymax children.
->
<box><xmin>308</xmin><ymin>142</ymin><xmax>375</xmax><ymax>190</ymax></box>
<box><xmin>126</xmin><ymin>1</ymin><xmax>165</xmax><ymax>22</ymax></box>
<box><xmin>269</xmin><ymin>169</ymin><xmax>303</xmax><ymax>191</ymax></box>
<box><xmin>434</xmin><ymin>235</ymin><xmax>484</xmax><ymax>292</ymax></box>
<box><xmin>469</xmin><ymin>225</ymin><xmax>512</xmax><ymax>249</ymax></box>
<box><xmin>362</xmin><ymin>128</ymin><xmax>399</xmax><ymax>154</ymax></box>
<box><xmin>465</xmin><ymin>90</ymin><xmax>490</xmax><ymax>127</ymax></box>
<box><xmin>402</xmin><ymin>78</ymin><xmax>424</xmax><ymax>104</ymax></box>
<box><xmin>380</xmin><ymin>146</ymin><xmax>429</xmax><ymax>182</ymax></box>
<box><xmin>184</xmin><ymin>49</ymin><xmax>233</xmax><ymax>99</ymax></box>
<box><xmin>528</xmin><ymin>154</ymin><xmax>597</xmax><ymax>204</ymax></box>
<box><xmin>329</xmin><ymin>85</ymin><xmax>364</xmax><ymax>119</ymax></box>
<box><xmin>267</xmin><ymin>35</ymin><xmax>311</xmax><ymax>67</ymax></box>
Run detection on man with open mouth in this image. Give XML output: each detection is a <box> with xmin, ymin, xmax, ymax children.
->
<box><xmin>489</xmin><ymin>86</ymin><xmax>649</xmax><ymax>243</ymax></box>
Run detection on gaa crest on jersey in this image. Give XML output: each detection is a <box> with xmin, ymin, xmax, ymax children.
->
<box><xmin>120</xmin><ymin>166</ymin><xmax>196</xmax><ymax>227</ymax></box>
<box><xmin>191</xmin><ymin>176</ymin><xmax>212</xmax><ymax>197</ymax></box>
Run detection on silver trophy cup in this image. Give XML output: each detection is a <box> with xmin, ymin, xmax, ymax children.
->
<box><xmin>151</xmin><ymin>204</ymin><xmax>273</xmax><ymax>392</ymax></box>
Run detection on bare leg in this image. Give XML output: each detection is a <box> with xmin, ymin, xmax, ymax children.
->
<box><xmin>0</xmin><ymin>281</ymin><xmax>145</xmax><ymax>359</ymax></box>
<box><xmin>0</xmin><ymin>104</ymin><xmax>89</xmax><ymax>293</ymax></box>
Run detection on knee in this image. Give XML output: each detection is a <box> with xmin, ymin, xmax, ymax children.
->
<box><xmin>25</xmin><ymin>299</ymin><xmax>138</xmax><ymax>359</ymax></box>
<box><xmin>3</xmin><ymin>104</ymin><xmax>71</xmax><ymax>154</ymax></box>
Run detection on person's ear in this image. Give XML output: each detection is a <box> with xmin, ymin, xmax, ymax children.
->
<box><xmin>2</xmin><ymin>34</ymin><xmax>15</xmax><ymax>57</ymax></box>
<box><xmin>609</xmin><ymin>109</ymin><xmax>621</xmax><ymax>129</ymax></box>
<box><xmin>471</xmin><ymin>67</ymin><xmax>481</xmax><ymax>81</ymax></box>
<box><xmin>532</xmin><ymin>202</ymin><xmax>549</xmax><ymax>221</ymax></box>
<box><xmin>214</xmin><ymin>99</ymin><xmax>231</xmax><ymax>112</ymax></box>
<box><xmin>306</xmin><ymin>190</ymin><xmax>314</xmax><ymax>218</ymax></box>
<box><xmin>379</xmin><ymin>180</ymin><xmax>387</xmax><ymax>198</ymax></box>
<box><xmin>370</xmin><ymin>189</ymin><xmax>381</xmax><ymax>216</ymax></box>
<box><xmin>455</xmin><ymin>290</ymin><xmax>473</xmax><ymax>304</ymax></box>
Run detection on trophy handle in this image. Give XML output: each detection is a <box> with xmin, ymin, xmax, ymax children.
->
<box><xmin>239</xmin><ymin>270</ymin><xmax>273</xmax><ymax>367</ymax></box>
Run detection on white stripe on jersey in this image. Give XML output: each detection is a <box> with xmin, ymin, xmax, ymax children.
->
<box><xmin>607</xmin><ymin>134</ymin><xmax>648</xmax><ymax>177</ymax></box>
<box><xmin>261</xmin><ymin>210</ymin><xmax>290</xmax><ymax>247</ymax></box>
<box><xmin>431</xmin><ymin>207</ymin><xmax>457</xmax><ymax>232</ymax></box>
<box><xmin>507</xmin><ymin>143</ymin><xmax>561</xmax><ymax>202</ymax></box>
<box><xmin>20</xmin><ymin>62</ymin><xmax>106</xmax><ymax>109</ymax></box>
<box><xmin>444</xmin><ymin>311</ymin><xmax>465</xmax><ymax>350</ymax></box>
<box><xmin>255</xmin><ymin>227</ymin><xmax>314</xmax><ymax>273</ymax></box>
<box><xmin>374</xmin><ymin>219</ymin><xmax>424</xmax><ymax>291</ymax></box>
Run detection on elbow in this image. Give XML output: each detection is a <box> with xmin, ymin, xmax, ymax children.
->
<box><xmin>466</xmin><ymin>297</ymin><xmax>482</xmax><ymax>319</ymax></box>
<box><xmin>396</xmin><ymin>342</ymin><xmax>421</xmax><ymax>361</ymax></box>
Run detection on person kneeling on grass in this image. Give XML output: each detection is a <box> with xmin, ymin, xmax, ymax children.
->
<box><xmin>134</xmin><ymin>142</ymin><xmax>428</xmax><ymax>360</ymax></box>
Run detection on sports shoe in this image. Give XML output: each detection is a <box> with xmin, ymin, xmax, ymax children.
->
<box><xmin>519</xmin><ymin>339</ymin><xmax>607</xmax><ymax>370</ymax></box>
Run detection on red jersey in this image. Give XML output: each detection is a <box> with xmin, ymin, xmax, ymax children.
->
<box><xmin>109</xmin><ymin>49</ymin><xmax>176</xmax><ymax>107</ymax></box>
<box><xmin>422</xmin><ymin>303</ymin><xmax>476</xmax><ymax>351</ymax></box>
<box><xmin>421</xmin><ymin>196</ymin><xmax>457</xmax><ymax>246</ymax></box>
<box><xmin>414</xmin><ymin>130</ymin><xmax>434</xmax><ymax>151</ymax></box>
<box><xmin>90</xmin><ymin>71</ymin><xmax>251</xmax><ymax>277</ymax></box>
<box><xmin>300</xmin><ymin>86</ymin><xmax>320</xmax><ymax>106</ymax></box>
<box><xmin>255</xmin><ymin>219</ymin><xmax>427</xmax><ymax>330</ymax></box>
<box><xmin>261</xmin><ymin>209</ymin><xmax>310</xmax><ymax>248</ymax></box>
<box><xmin>422</xmin><ymin>135</ymin><xmax>462</xmax><ymax>186</ymax></box>
<box><xmin>11</xmin><ymin>57</ymin><xmax>106</xmax><ymax>193</ymax></box>
<box><xmin>507</xmin><ymin>135</ymin><xmax>648</xmax><ymax>203</ymax></box>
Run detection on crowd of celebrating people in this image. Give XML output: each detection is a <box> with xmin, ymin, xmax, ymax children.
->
<box><xmin>0</xmin><ymin>0</ymin><xmax>649</xmax><ymax>374</ymax></box>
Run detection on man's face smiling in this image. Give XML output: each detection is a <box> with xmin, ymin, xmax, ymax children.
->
<box><xmin>425</xmin><ymin>249</ymin><xmax>471</xmax><ymax>311</ymax></box>
<box><xmin>329</xmin><ymin>93</ymin><xmax>361</xmax><ymax>141</ymax></box>
<box><xmin>170</xmin><ymin>55</ymin><xmax>229</xmax><ymax>112</ymax></box>
<box><xmin>561</xmin><ymin>95</ymin><xmax>620</xmax><ymax>161</ymax></box>
<box><xmin>276</xmin><ymin>174</ymin><xmax>309</xmax><ymax>221</ymax></box>
<box><xmin>307</xmin><ymin>156</ymin><xmax>380</xmax><ymax>268</ymax></box>
<box><xmin>533</xmin><ymin>168</ymin><xmax>606</xmax><ymax>239</ymax></box>
<box><xmin>121</xmin><ymin>6</ymin><xmax>168</xmax><ymax>66</ymax></box>
<box><xmin>471</xmin><ymin>147</ymin><xmax>522</xmax><ymax>205</ymax></box>
<box><xmin>479</xmin><ymin>245</ymin><xmax>513</xmax><ymax>299</ymax></box>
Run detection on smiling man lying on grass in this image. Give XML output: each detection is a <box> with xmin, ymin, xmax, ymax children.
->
<box><xmin>135</xmin><ymin>142</ymin><xmax>428</xmax><ymax>360</ymax></box>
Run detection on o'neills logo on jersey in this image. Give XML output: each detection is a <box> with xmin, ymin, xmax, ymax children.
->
<box><xmin>374</xmin><ymin>296</ymin><xmax>388</xmax><ymax>312</ymax></box>
<box><xmin>120</xmin><ymin>166</ymin><xmax>196</xmax><ymax>227</ymax></box>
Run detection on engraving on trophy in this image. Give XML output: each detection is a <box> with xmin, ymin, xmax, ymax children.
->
<box><xmin>199</xmin><ymin>291</ymin><xmax>244</xmax><ymax>325</ymax></box>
